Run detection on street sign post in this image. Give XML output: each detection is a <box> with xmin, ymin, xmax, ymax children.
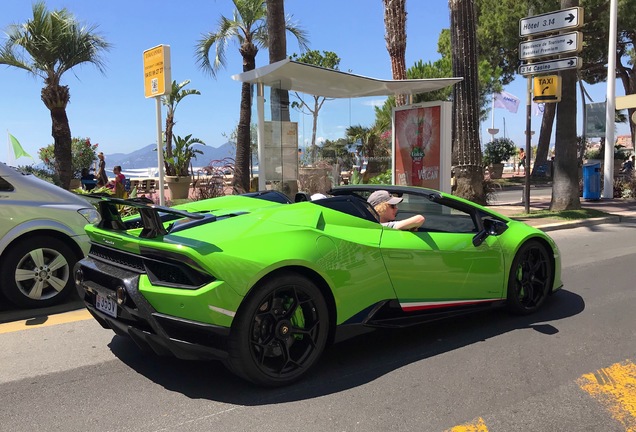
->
<box><xmin>518</xmin><ymin>7</ymin><xmax>585</xmax><ymax>213</ymax></box>
<box><xmin>519</xmin><ymin>7</ymin><xmax>583</xmax><ymax>37</ymax></box>
<box><xmin>519</xmin><ymin>31</ymin><xmax>582</xmax><ymax>60</ymax></box>
<box><xmin>519</xmin><ymin>56</ymin><xmax>582</xmax><ymax>76</ymax></box>
<box><xmin>143</xmin><ymin>44</ymin><xmax>172</xmax><ymax>206</ymax></box>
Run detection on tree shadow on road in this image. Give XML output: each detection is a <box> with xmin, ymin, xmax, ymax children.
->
<box><xmin>107</xmin><ymin>289</ymin><xmax>584</xmax><ymax>405</ymax></box>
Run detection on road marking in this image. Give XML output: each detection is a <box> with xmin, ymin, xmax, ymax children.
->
<box><xmin>0</xmin><ymin>309</ymin><xmax>93</xmax><ymax>335</ymax></box>
<box><xmin>446</xmin><ymin>417</ymin><xmax>489</xmax><ymax>432</ymax></box>
<box><xmin>578</xmin><ymin>360</ymin><xmax>636</xmax><ymax>431</ymax></box>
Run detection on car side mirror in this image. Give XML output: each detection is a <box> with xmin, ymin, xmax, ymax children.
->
<box><xmin>472</xmin><ymin>218</ymin><xmax>508</xmax><ymax>247</ymax></box>
<box><xmin>484</xmin><ymin>217</ymin><xmax>508</xmax><ymax>236</ymax></box>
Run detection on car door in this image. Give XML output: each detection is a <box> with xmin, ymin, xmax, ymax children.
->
<box><xmin>378</xmin><ymin>192</ymin><xmax>506</xmax><ymax>309</ymax></box>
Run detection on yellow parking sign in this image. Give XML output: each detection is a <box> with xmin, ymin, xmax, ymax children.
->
<box><xmin>143</xmin><ymin>45</ymin><xmax>171</xmax><ymax>98</ymax></box>
<box><xmin>533</xmin><ymin>75</ymin><xmax>561</xmax><ymax>103</ymax></box>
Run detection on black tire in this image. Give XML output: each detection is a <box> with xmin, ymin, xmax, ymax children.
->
<box><xmin>0</xmin><ymin>236</ymin><xmax>78</xmax><ymax>308</ymax></box>
<box><xmin>506</xmin><ymin>240</ymin><xmax>553</xmax><ymax>315</ymax></box>
<box><xmin>227</xmin><ymin>273</ymin><xmax>329</xmax><ymax>387</ymax></box>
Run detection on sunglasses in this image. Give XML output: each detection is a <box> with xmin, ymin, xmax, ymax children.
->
<box><xmin>389</xmin><ymin>204</ymin><xmax>398</xmax><ymax>209</ymax></box>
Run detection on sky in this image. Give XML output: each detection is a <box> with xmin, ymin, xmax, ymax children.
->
<box><xmin>1</xmin><ymin>0</ymin><xmax>630</xmax><ymax>164</ymax></box>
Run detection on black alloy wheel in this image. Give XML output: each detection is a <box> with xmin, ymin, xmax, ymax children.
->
<box><xmin>506</xmin><ymin>240</ymin><xmax>553</xmax><ymax>315</ymax></box>
<box><xmin>228</xmin><ymin>273</ymin><xmax>329</xmax><ymax>387</ymax></box>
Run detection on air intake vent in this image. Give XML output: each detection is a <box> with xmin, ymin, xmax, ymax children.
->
<box><xmin>89</xmin><ymin>244</ymin><xmax>145</xmax><ymax>271</ymax></box>
<box><xmin>89</xmin><ymin>244</ymin><xmax>214</xmax><ymax>289</ymax></box>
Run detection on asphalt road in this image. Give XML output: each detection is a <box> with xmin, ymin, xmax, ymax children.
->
<box><xmin>492</xmin><ymin>185</ymin><xmax>553</xmax><ymax>205</ymax></box>
<box><xmin>1</xmin><ymin>221</ymin><xmax>635</xmax><ymax>432</ymax></box>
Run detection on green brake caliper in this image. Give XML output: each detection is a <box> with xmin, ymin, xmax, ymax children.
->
<box><xmin>286</xmin><ymin>297</ymin><xmax>305</xmax><ymax>340</ymax></box>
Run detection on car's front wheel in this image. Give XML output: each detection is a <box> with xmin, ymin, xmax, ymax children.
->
<box><xmin>506</xmin><ymin>240</ymin><xmax>553</xmax><ymax>315</ymax></box>
<box><xmin>227</xmin><ymin>272</ymin><xmax>330</xmax><ymax>387</ymax></box>
<box><xmin>1</xmin><ymin>236</ymin><xmax>77</xmax><ymax>308</ymax></box>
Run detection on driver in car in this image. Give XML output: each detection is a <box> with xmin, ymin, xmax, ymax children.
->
<box><xmin>367</xmin><ymin>190</ymin><xmax>425</xmax><ymax>231</ymax></box>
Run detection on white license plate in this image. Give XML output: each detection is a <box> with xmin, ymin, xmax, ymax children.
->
<box><xmin>95</xmin><ymin>293</ymin><xmax>117</xmax><ymax>318</ymax></box>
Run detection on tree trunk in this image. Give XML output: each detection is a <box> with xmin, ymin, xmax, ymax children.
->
<box><xmin>267</xmin><ymin>0</ymin><xmax>290</xmax><ymax>122</ymax></box>
<box><xmin>383</xmin><ymin>0</ymin><xmax>407</xmax><ymax>106</ymax></box>
<box><xmin>550</xmin><ymin>0</ymin><xmax>581</xmax><ymax>210</ymax></box>
<box><xmin>41</xmin><ymin>84</ymin><xmax>72</xmax><ymax>189</ymax></box>
<box><xmin>532</xmin><ymin>102</ymin><xmax>556</xmax><ymax>177</ymax></box>
<box><xmin>449</xmin><ymin>0</ymin><xmax>484</xmax><ymax>204</ymax></box>
<box><xmin>234</xmin><ymin>45</ymin><xmax>258</xmax><ymax>194</ymax></box>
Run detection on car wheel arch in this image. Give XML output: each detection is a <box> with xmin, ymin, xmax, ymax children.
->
<box><xmin>0</xmin><ymin>229</ymin><xmax>84</xmax><ymax>264</ymax></box>
<box><xmin>509</xmin><ymin>236</ymin><xmax>555</xmax><ymax>290</ymax></box>
<box><xmin>0</xmin><ymin>232</ymin><xmax>84</xmax><ymax>308</ymax></box>
<box><xmin>240</xmin><ymin>266</ymin><xmax>338</xmax><ymax>346</ymax></box>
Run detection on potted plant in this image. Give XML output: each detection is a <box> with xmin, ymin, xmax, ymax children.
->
<box><xmin>164</xmin><ymin>134</ymin><xmax>205</xmax><ymax>199</ymax></box>
<box><xmin>483</xmin><ymin>138</ymin><xmax>517</xmax><ymax>179</ymax></box>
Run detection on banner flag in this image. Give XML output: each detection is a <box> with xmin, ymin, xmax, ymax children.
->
<box><xmin>532</xmin><ymin>102</ymin><xmax>545</xmax><ymax>116</ymax></box>
<box><xmin>8</xmin><ymin>133</ymin><xmax>32</xmax><ymax>159</ymax></box>
<box><xmin>493</xmin><ymin>91</ymin><xmax>521</xmax><ymax>114</ymax></box>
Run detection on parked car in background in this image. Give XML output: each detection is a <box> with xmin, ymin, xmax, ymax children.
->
<box><xmin>0</xmin><ymin>163</ymin><xmax>100</xmax><ymax>308</ymax></box>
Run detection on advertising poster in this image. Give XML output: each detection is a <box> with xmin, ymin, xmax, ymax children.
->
<box><xmin>263</xmin><ymin>121</ymin><xmax>298</xmax><ymax>181</ymax></box>
<box><xmin>394</xmin><ymin>105</ymin><xmax>442</xmax><ymax>189</ymax></box>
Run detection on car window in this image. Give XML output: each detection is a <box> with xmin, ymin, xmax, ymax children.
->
<box><xmin>397</xmin><ymin>194</ymin><xmax>477</xmax><ymax>233</ymax></box>
<box><xmin>0</xmin><ymin>176</ymin><xmax>14</xmax><ymax>192</ymax></box>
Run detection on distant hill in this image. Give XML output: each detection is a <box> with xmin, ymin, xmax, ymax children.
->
<box><xmin>105</xmin><ymin>142</ymin><xmax>235</xmax><ymax>170</ymax></box>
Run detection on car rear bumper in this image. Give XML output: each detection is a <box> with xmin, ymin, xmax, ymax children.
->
<box><xmin>75</xmin><ymin>257</ymin><xmax>230</xmax><ymax>361</ymax></box>
<box><xmin>85</xmin><ymin>304</ymin><xmax>230</xmax><ymax>361</ymax></box>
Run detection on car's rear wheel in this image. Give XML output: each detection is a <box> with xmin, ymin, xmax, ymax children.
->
<box><xmin>227</xmin><ymin>273</ymin><xmax>329</xmax><ymax>387</ymax></box>
<box><xmin>506</xmin><ymin>240</ymin><xmax>553</xmax><ymax>315</ymax></box>
<box><xmin>0</xmin><ymin>236</ymin><xmax>77</xmax><ymax>308</ymax></box>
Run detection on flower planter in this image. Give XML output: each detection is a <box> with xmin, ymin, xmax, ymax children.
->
<box><xmin>165</xmin><ymin>175</ymin><xmax>191</xmax><ymax>200</ymax></box>
<box><xmin>489</xmin><ymin>163</ymin><xmax>504</xmax><ymax>179</ymax></box>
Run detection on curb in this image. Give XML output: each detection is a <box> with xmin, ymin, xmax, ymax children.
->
<box><xmin>532</xmin><ymin>215</ymin><xmax>622</xmax><ymax>232</ymax></box>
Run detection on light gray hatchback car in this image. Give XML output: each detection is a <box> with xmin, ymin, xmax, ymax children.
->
<box><xmin>0</xmin><ymin>163</ymin><xmax>100</xmax><ymax>308</ymax></box>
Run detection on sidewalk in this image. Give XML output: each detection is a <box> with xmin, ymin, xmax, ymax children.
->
<box><xmin>488</xmin><ymin>195</ymin><xmax>636</xmax><ymax>232</ymax></box>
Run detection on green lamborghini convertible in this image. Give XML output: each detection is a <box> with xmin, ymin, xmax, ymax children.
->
<box><xmin>74</xmin><ymin>185</ymin><xmax>562</xmax><ymax>386</ymax></box>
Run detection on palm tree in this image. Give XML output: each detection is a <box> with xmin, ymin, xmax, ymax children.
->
<box><xmin>0</xmin><ymin>2</ymin><xmax>110</xmax><ymax>189</ymax></box>
<box><xmin>195</xmin><ymin>0</ymin><xmax>308</xmax><ymax>193</ymax></box>
<box><xmin>382</xmin><ymin>0</ymin><xmax>408</xmax><ymax>107</ymax></box>
<box><xmin>449</xmin><ymin>0</ymin><xmax>484</xmax><ymax>204</ymax></box>
<box><xmin>162</xmin><ymin>79</ymin><xmax>201</xmax><ymax>175</ymax></box>
<box><xmin>346</xmin><ymin>125</ymin><xmax>390</xmax><ymax>160</ymax></box>
<box><xmin>266</xmin><ymin>0</ymin><xmax>289</xmax><ymax>122</ymax></box>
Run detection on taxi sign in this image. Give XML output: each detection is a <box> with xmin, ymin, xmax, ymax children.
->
<box><xmin>533</xmin><ymin>75</ymin><xmax>561</xmax><ymax>103</ymax></box>
<box><xmin>143</xmin><ymin>45</ymin><xmax>171</xmax><ymax>98</ymax></box>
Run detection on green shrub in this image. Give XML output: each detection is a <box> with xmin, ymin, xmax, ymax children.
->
<box><xmin>38</xmin><ymin>137</ymin><xmax>99</xmax><ymax>179</ymax></box>
<box><xmin>367</xmin><ymin>169</ymin><xmax>392</xmax><ymax>184</ymax></box>
<box><xmin>483</xmin><ymin>138</ymin><xmax>517</xmax><ymax>165</ymax></box>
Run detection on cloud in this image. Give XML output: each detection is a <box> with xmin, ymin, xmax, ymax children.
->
<box><xmin>361</xmin><ymin>99</ymin><xmax>386</xmax><ymax>107</ymax></box>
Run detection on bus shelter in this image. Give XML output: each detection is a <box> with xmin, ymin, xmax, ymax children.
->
<box><xmin>232</xmin><ymin>59</ymin><xmax>461</xmax><ymax>193</ymax></box>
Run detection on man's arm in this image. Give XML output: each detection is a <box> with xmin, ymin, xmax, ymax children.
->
<box><xmin>392</xmin><ymin>214</ymin><xmax>425</xmax><ymax>231</ymax></box>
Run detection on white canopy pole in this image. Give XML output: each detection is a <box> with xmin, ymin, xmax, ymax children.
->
<box><xmin>257</xmin><ymin>83</ymin><xmax>266</xmax><ymax>191</ymax></box>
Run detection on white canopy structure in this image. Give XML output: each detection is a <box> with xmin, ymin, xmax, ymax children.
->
<box><xmin>232</xmin><ymin>58</ymin><xmax>462</xmax><ymax>98</ymax></box>
<box><xmin>232</xmin><ymin>59</ymin><xmax>462</xmax><ymax>191</ymax></box>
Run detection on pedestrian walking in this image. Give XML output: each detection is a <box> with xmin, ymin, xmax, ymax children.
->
<box><xmin>96</xmin><ymin>152</ymin><xmax>108</xmax><ymax>187</ymax></box>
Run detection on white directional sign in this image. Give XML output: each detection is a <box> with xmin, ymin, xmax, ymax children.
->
<box><xmin>519</xmin><ymin>31</ymin><xmax>582</xmax><ymax>61</ymax></box>
<box><xmin>519</xmin><ymin>7</ymin><xmax>583</xmax><ymax>37</ymax></box>
<box><xmin>519</xmin><ymin>56</ymin><xmax>582</xmax><ymax>76</ymax></box>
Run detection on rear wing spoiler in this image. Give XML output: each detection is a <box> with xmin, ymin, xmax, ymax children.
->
<box><xmin>83</xmin><ymin>194</ymin><xmax>205</xmax><ymax>239</ymax></box>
